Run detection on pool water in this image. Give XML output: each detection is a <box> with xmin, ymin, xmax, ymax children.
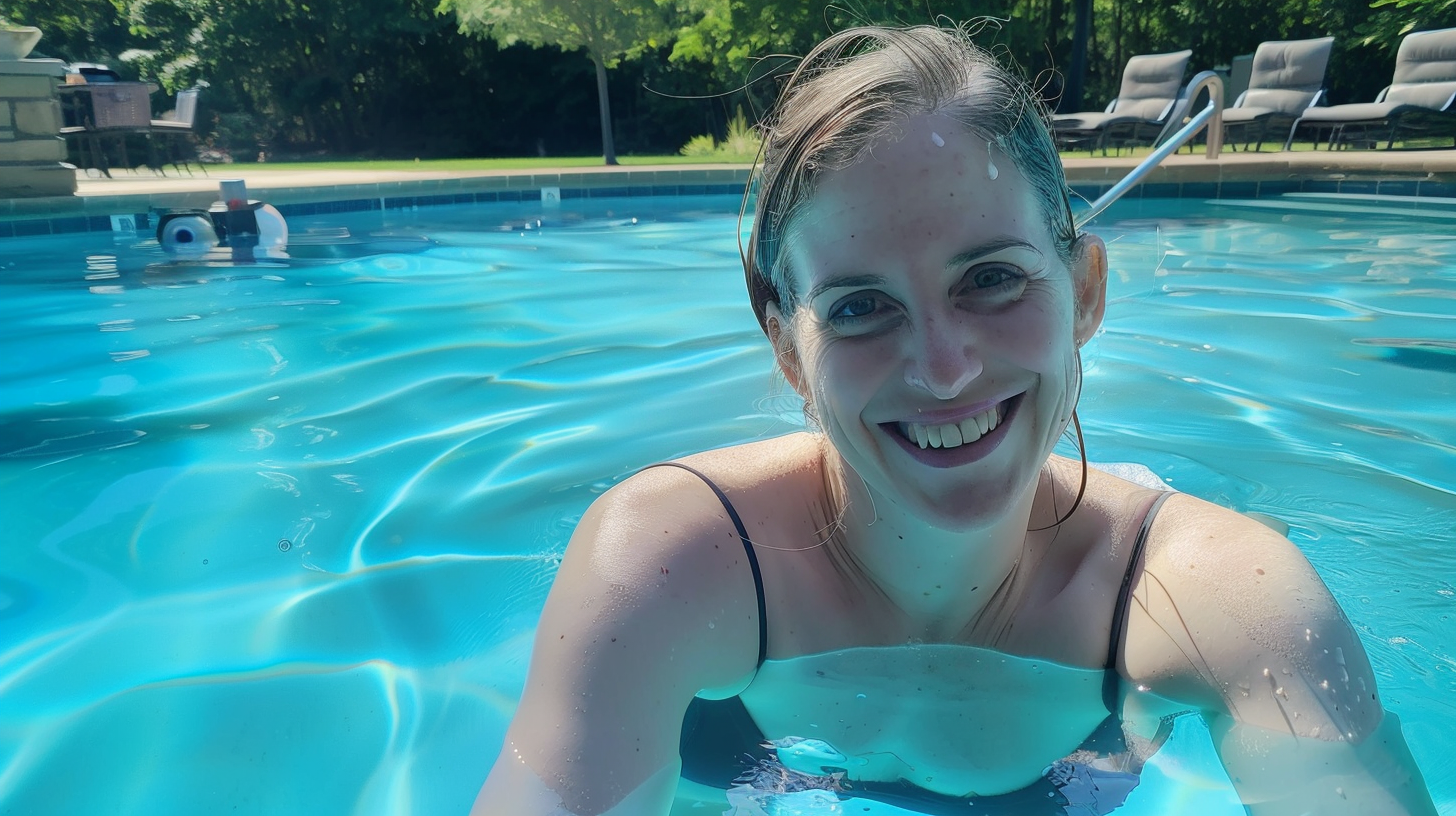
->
<box><xmin>0</xmin><ymin>193</ymin><xmax>1452</xmax><ymax>815</ymax></box>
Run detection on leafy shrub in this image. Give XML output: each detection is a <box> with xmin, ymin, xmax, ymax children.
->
<box><xmin>678</xmin><ymin>107</ymin><xmax>761</xmax><ymax>161</ymax></box>
<box><xmin>679</xmin><ymin>134</ymin><xmax>717</xmax><ymax>157</ymax></box>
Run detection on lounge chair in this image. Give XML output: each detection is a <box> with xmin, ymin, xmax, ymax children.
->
<box><xmin>1286</xmin><ymin>27</ymin><xmax>1456</xmax><ymax>150</ymax></box>
<box><xmin>1053</xmin><ymin>50</ymin><xmax>1192</xmax><ymax>154</ymax></box>
<box><xmin>1220</xmin><ymin>37</ymin><xmax>1334</xmax><ymax>151</ymax></box>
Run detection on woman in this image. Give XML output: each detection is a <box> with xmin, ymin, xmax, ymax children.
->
<box><xmin>473</xmin><ymin>25</ymin><xmax>1436</xmax><ymax>816</ymax></box>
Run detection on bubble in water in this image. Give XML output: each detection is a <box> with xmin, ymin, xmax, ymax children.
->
<box><xmin>278</xmin><ymin>539</ymin><xmax>292</xmax><ymax>552</ymax></box>
<box><xmin>856</xmin><ymin>693</ymin><xmax>867</xmax><ymax>700</ymax></box>
<box><xmin>202</xmin><ymin>559</ymin><xmax>209</xmax><ymax>565</ymax></box>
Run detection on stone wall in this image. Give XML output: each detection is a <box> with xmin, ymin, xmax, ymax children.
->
<box><xmin>0</xmin><ymin>59</ymin><xmax>77</xmax><ymax>198</ymax></box>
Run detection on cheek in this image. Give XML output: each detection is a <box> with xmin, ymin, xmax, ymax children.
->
<box><xmin>989</xmin><ymin>300</ymin><xmax>1070</xmax><ymax>370</ymax></box>
<box><xmin>800</xmin><ymin>335</ymin><xmax>887</xmax><ymax>419</ymax></box>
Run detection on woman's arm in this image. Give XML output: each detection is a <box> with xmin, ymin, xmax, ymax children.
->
<box><xmin>1124</xmin><ymin>496</ymin><xmax>1438</xmax><ymax>815</ymax></box>
<box><xmin>470</xmin><ymin>468</ymin><xmax>763</xmax><ymax>816</ymax></box>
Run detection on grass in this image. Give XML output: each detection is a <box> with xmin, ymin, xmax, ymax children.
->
<box><xmin>231</xmin><ymin>155</ymin><xmax>749</xmax><ymax>172</ymax></box>
<box><xmin>231</xmin><ymin>138</ymin><xmax>1449</xmax><ymax>173</ymax></box>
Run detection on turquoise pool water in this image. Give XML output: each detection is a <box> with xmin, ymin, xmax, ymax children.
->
<box><xmin>1</xmin><ymin>193</ymin><xmax>1452</xmax><ymax>815</ymax></box>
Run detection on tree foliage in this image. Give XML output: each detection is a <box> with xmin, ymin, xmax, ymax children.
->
<box><xmin>4</xmin><ymin>0</ymin><xmax>1441</xmax><ymax>157</ymax></box>
<box><xmin>1</xmin><ymin>0</ymin><xmax>132</xmax><ymax>66</ymax></box>
<box><xmin>441</xmin><ymin>0</ymin><xmax>671</xmax><ymax>162</ymax></box>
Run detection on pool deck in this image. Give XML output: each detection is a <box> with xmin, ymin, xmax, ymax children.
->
<box><xmin>2</xmin><ymin>149</ymin><xmax>1454</xmax><ymax>236</ymax></box>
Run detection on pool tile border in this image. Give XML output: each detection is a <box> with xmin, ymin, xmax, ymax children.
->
<box><xmin>3</xmin><ymin>165</ymin><xmax>1456</xmax><ymax>239</ymax></box>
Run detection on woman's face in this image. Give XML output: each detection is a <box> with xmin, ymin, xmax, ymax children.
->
<box><xmin>776</xmin><ymin>114</ymin><xmax>1104</xmax><ymax>530</ymax></box>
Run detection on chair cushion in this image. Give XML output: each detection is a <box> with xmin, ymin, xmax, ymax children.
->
<box><xmin>1384</xmin><ymin>80</ymin><xmax>1456</xmax><ymax>111</ymax></box>
<box><xmin>1051</xmin><ymin>112</ymin><xmax>1146</xmax><ymax>132</ymax></box>
<box><xmin>1108</xmin><ymin>50</ymin><xmax>1192</xmax><ymax>120</ymax></box>
<box><xmin>1247</xmin><ymin>37</ymin><xmax>1334</xmax><ymax>97</ymax></box>
<box><xmin>1296</xmin><ymin>102</ymin><xmax>1402</xmax><ymax>123</ymax></box>
<box><xmin>1239</xmin><ymin>87</ymin><xmax>1320</xmax><ymax>115</ymax></box>
<box><xmin>1220</xmin><ymin>106</ymin><xmax>1278</xmax><ymax>124</ymax></box>
<box><xmin>1392</xmin><ymin>27</ymin><xmax>1456</xmax><ymax>86</ymax></box>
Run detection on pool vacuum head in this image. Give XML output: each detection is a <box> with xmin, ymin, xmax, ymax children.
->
<box><xmin>157</xmin><ymin>179</ymin><xmax>288</xmax><ymax>257</ymax></box>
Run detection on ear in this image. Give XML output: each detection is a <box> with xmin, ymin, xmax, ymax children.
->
<box><xmin>764</xmin><ymin>301</ymin><xmax>808</xmax><ymax>396</ymax></box>
<box><xmin>1071</xmin><ymin>233</ymin><xmax>1108</xmax><ymax>347</ymax></box>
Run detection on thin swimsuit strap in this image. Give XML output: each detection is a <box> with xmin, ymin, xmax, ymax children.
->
<box><xmin>641</xmin><ymin>462</ymin><xmax>768</xmax><ymax>667</ymax></box>
<box><xmin>1102</xmin><ymin>490</ymin><xmax>1175</xmax><ymax>713</ymax></box>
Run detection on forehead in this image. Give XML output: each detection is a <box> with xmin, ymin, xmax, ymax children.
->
<box><xmin>786</xmin><ymin>115</ymin><xmax>1052</xmax><ymax>281</ymax></box>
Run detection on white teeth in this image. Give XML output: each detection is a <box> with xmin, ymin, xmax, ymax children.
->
<box><xmin>958</xmin><ymin>417</ymin><xmax>983</xmax><ymax>444</ymax></box>
<box><xmin>901</xmin><ymin>405</ymin><xmax>1003</xmax><ymax>451</ymax></box>
<box><xmin>942</xmin><ymin>423</ymin><xmax>963</xmax><ymax>447</ymax></box>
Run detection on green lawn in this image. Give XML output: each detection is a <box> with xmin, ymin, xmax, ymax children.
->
<box><xmin>221</xmin><ymin>139</ymin><xmax>1449</xmax><ymax>173</ymax></box>
<box><xmin>232</xmin><ymin>155</ymin><xmax>752</xmax><ymax>172</ymax></box>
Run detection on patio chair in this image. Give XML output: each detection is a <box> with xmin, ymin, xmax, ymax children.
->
<box><xmin>1052</xmin><ymin>50</ymin><xmax>1193</xmax><ymax>154</ymax></box>
<box><xmin>150</xmin><ymin>88</ymin><xmax>205</xmax><ymax>175</ymax></box>
<box><xmin>58</xmin><ymin>81</ymin><xmax>153</xmax><ymax>178</ymax></box>
<box><xmin>1220</xmin><ymin>37</ymin><xmax>1334</xmax><ymax>151</ymax></box>
<box><xmin>1286</xmin><ymin>27</ymin><xmax>1456</xmax><ymax>150</ymax></box>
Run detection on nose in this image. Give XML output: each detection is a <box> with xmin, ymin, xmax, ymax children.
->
<box><xmin>903</xmin><ymin>315</ymin><xmax>983</xmax><ymax>400</ymax></box>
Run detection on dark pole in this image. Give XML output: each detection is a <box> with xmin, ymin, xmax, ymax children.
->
<box><xmin>1066</xmin><ymin>0</ymin><xmax>1092</xmax><ymax>112</ymax></box>
<box><xmin>592</xmin><ymin>53</ymin><xmax>618</xmax><ymax>165</ymax></box>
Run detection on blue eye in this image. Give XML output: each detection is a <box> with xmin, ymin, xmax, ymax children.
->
<box><xmin>830</xmin><ymin>296</ymin><xmax>878</xmax><ymax>321</ymax></box>
<box><xmin>971</xmin><ymin>265</ymin><xmax>1021</xmax><ymax>288</ymax></box>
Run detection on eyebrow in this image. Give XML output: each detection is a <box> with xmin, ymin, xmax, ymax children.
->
<box><xmin>805</xmin><ymin>274</ymin><xmax>889</xmax><ymax>305</ymax></box>
<box><xmin>804</xmin><ymin>239</ymin><xmax>1045</xmax><ymax>304</ymax></box>
<box><xmin>944</xmin><ymin>239</ymin><xmax>1044</xmax><ymax>270</ymax></box>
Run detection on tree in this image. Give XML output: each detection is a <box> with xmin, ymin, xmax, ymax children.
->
<box><xmin>440</xmin><ymin>0</ymin><xmax>669</xmax><ymax>164</ymax></box>
<box><xmin>2</xmin><ymin>0</ymin><xmax>132</xmax><ymax>66</ymax></box>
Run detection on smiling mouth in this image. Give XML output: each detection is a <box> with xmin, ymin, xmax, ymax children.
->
<box><xmin>880</xmin><ymin>394</ymin><xmax>1022</xmax><ymax>453</ymax></box>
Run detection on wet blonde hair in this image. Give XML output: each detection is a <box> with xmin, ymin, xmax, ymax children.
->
<box><xmin>743</xmin><ymin>24</ymin><xmax>1079</xmax><ymax>332</ymax></box>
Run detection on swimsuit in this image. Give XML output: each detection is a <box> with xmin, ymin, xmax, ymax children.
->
<box><xmin>647</xmin><ymin>461</ymin><xmax>1175</xmax><ymax>815</ymax></box>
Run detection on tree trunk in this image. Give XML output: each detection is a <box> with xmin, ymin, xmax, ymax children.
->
<box><xmin>591</xmin><ymin>54</ymin><xmax>617</xmax><ymax>166</ymax></box>
<box><xmin>1066</xmin><ymin>0</ymin><xmax>1092</xmax><ymax>113</ymax></box>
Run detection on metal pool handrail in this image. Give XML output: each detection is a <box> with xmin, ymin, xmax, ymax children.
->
<box><xmin>1075</xmin><ymin>71</ymin><xmax>1226</xmax><ymax>229</ymax></box>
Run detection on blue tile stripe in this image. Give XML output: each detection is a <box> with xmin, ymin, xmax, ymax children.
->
<box><xmin>2</xmin><ymin>179</ymin><xmax>1453</xmax><ymax>240</ymax></box>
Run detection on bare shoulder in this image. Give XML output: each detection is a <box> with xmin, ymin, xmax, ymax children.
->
<box><xmin>488</xmin><ymin>444</ymin><xmax>802</xmax><ymax>814</ymax></box>
<box><xmin>1121</xmin><ymin>493</ymin><xmax>1383</xmax><ymax>740</ymax></box>
<box><xmin>543</xmin><ymin>455</ymin><xmax>780</xmax><ymax>693</ymax></box>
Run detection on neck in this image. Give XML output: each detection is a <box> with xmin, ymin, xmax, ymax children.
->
<box><xmin>825</xmin><ymin>454</ymin><xmax>1054</xmax><ymax>643</ymax></box>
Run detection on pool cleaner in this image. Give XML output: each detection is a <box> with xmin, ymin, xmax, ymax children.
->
<box><xmin>156</xmin><ymin>179</ymin><xmax>288</xmax><ymax>258</ymax></box>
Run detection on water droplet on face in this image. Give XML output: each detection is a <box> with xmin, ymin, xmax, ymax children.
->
<box><xmin>930</xmin><ymin>131</ymin><xmax>945</xmax><ymax>147</ymax></box>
